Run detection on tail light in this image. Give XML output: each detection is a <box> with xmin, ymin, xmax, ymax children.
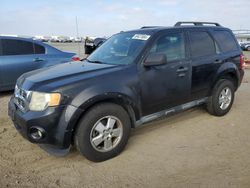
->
<box><xmin>240</xmin><ymin>54</ymin><xmax>245</xmax><ymax>70</ymax></box>
<box><xmin>72</xmin><ymin>56</ymin><xmax>80</xmax><ymax>61</ymax></box>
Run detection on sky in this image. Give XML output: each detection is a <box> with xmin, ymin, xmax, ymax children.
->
<box><xmin>0</xmin><ymin>0</ymin><xmax>249</xmax><ymax>37</ymax></box>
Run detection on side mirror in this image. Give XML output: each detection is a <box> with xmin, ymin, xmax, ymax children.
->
<box><xmin>143</xmin><ymin>53</ymin><xmax>167</xmax><ymax>67</ymax></box>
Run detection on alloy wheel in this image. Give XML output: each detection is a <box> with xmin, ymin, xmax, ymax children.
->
<box><xmin>90</xmin><ymin>116</ymin><xmax>123</xmax><ymax>152</ymax></box>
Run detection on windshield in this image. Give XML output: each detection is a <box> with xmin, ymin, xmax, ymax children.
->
<box><xmin>87</xmin><ymin>32</ymin><xmax>151</xmax><ymax>65</ymax></box>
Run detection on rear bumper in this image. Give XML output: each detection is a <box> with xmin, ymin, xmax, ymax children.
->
<box><xmin>8</xmin><ymin>96</ymin><xmax>83</xmax><ymax>153</ymax></box>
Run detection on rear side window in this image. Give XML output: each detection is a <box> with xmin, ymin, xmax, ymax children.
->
<box><xmin>150</xmin><ymin>32</ymin><xmax>186</xmax><ymax>62</ymax></box>
<box><xmin>189</xmin><ymin>31</ymin><xmax>216</xmax><ymax>58</ymax></box>
<box><xmin>34</xmin><ymin>43</ymin><xmax>45</xmax><ymax>54</ymax></box>
<box><xmin>0</xmin><ymin>40</ymin><xmax>2</xmax><ymax>56</ymax></box>
<box><xmin>213</xmin><ymin>30</ymin><xmax>238</xmax><ymax>52</ymax></box>
<box><xmin>1</xmin><ymin>39</ymin><xmax>34</xmax><ymax>56</ymax></box>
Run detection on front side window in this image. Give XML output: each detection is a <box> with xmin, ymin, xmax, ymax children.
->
<box><xmin>149</xmin><ymin>32</ymin><xmax>186</xmax><ymax>62</ymax></box>
<box><xmin>2</xmin><ymin>39</ymin><xmax>34</xmax><ymax>56</ymax></box>
<box><xmin>87</xmin><ymin>32</ymin><xmax>151</xmax><ymax>65</ymax></box>
<box><xmin>189</xmin><ymin>31</ymin><xmax>216</xmax><ymax>58</ymax></box>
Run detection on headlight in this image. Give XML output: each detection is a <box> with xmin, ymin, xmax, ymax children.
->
<box><xmin>29</xmin><ymin>92</ymin><xmax>61</xmax><ymax>111</ymax></box>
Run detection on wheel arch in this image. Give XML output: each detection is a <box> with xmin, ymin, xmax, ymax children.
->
<box><xmin>69</xmin><ymin>93</ymin><xmax>141</xmax><ymax>145</ymax></box>
<box><xmin>79</xmin><ymin>93</ymin><xmax>140</xmax><ymax>125</ymax></box>
<box><xmin>211</xmin><ymin>62</ymin><xmax>240</xmax><ymax>93</ymax></box>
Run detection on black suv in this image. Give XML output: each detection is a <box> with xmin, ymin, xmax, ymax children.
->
<box><xmin>8</xmin><ymin>22</ymin><xmax>244</xmax><ymax>162</ymax></box>
<box><xmin>84</xmin><ymin>37</ymin><xmax>106</xmax><ymax>54</ymax></box>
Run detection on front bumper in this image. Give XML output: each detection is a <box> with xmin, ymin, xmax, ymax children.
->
<box><xmin>8</xmin><ymin>96</ymin><xmax>82</xmax><ymax>154</ymax></box>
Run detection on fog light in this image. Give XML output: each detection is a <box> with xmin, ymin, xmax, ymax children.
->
<box><xmin>29</xmin><ymin>127</ymin><xmax>45</xmax><ymax>140</ymax></box>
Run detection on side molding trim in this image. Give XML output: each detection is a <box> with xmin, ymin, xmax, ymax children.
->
<box><xmin>135</xmin><ymin>97</ymin><xmax>208</xmax><ymax>127</ymax></box>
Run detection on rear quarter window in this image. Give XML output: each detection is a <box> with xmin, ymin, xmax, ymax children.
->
<box><xmin>189</xmin><ymin>31</ymin><xmax>216</xmax><ymax>58</ymax></box>
<box><xmin>34</xmin><ymin>43</ymin><xmax>45</xmax><ymax>54</ymax></box>
<box><xmin>1</xmin><ymin>39</ymin><xmax>34</xmax><ymax>56</ymax></box>
<box><xmin>213</xmin><ymin>30</ymin><xmax>238</xmax><ymax>52</ymax></box>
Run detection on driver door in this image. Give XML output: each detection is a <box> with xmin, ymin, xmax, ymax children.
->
<box><xmin>139</xmin><ymin>31</ymin><xmax>192</xmax><ymax>116</ymax></box>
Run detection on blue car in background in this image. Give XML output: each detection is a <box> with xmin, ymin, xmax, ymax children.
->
<box><xmin>0</xmin><ymin>36</ymin><xmax>79</xmax><ymax>91</ymax></box>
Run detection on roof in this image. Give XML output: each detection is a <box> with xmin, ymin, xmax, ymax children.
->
<box><xmin>123</xmin><ymin>25</ymin><xmax>226</xmax><ymax>35</ymax></box>
<box><xmin>125</xmin><ymin>22</ymin><xmax>226</xmax><ymax>34</ymax></box>
<box><xmin>0</xmin><ymin>35</ymin><xmax>34</xmax><ymax>41</ymax></box>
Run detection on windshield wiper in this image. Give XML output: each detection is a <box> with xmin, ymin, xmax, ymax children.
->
<box><xmin>85</xmin><ymin>59</ymin><xmax>105</xmax><ymax>64</ymax></box>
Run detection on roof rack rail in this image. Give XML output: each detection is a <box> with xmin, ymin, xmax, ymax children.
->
<box><xmin>175</xmin><ymin>22</ymin><xmax>221</xmax><ymax>27</ymax></box>
<box><xmin>140</xmin><ymin>26</ymin><xmax>162</xmax><ymax>29</ymax></box>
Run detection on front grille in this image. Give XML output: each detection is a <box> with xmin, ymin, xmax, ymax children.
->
<box><xmin>14</xmin><ymin>86</ymin><xmax>30</xmax><ymax>113</ymax></box>
<box><xmin>20</xmin><ymin>89</ymin><xmax>27</xmax><ymax>99</ymax></box>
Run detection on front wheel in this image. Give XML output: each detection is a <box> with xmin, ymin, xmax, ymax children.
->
<box><xmin>206</xmin><ymin>79</ymin><xmax>235</xmax><ymax>116</ymax></box>
<box><xmin>75</xmin><ymin>103</ymin><xmax>131</xmax><ymax>162</ymax></box>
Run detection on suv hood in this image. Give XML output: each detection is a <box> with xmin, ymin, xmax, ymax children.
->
<box><xmin>18</xmin><ymin>61</ymin><xmax>119</xmax><ymax>91</ymax></box>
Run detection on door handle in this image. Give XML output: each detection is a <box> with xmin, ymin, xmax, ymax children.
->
<box><xmin>214</xmin><ymin>59</ymin><xmax>223</xmax><ymax>64</ymax></box>
<box><xmin>177</xmin><ymin>67</ymin><xmax>189</xmax><ymax>73</ymax></box>
<box><xmin>33</xmin><ymin>58</ymin><xmax>45</xmax><ymax>62</ymax></box>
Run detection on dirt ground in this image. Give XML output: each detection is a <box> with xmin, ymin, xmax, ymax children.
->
<box><xmin>0</xmin><ymin>44</ymin><xmax>250</xmax><ymax>188</ymax></box>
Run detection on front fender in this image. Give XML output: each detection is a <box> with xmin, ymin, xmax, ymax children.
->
<box><xmin>71</xmin><ymin>83</ymin><xmax>141</xmax><ymax>118</ymax></box>
<box><xmin>57</xmin><ymin>89</ymin><xmax>141</xmax><ymax>149</ymax></box>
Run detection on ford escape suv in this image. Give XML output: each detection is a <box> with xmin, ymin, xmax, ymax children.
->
<box><xmin>8</xmin><ymin>22</ymin><xmax>244</xmax><ymax>162</ymax></box>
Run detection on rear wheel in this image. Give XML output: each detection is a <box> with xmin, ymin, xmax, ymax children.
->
<box><xmin>206</xmin><ymin>79</ymin><xmax>235</xmax><ymax>116</ymax></box>
<box><xmin>75</xmin><ymin>103</ymin><xmax>131</xmax><ymax>162</ymax></box>
<box><xmin>247</xmin><ymin>46</ymin><xmax>250</xmax><ymax>51</ymax></box>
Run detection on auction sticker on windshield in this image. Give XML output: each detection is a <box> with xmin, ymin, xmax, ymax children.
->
<box><xmin>132</xmin><ymin>34</ymin><xmax>150</xmax><ymax>41</ymax></box>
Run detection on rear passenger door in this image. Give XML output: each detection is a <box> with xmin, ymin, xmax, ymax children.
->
<box><xmin>187</xmin><ymin>30</ymin><xmax>219</xmax><ymax>100</ymax></box>
<box><xmin>32</xmin><ymin>42</ymin><xmax>48</xmax><ymax>65</ymax></box>
<box><xmin>0</xmin><ymin>39</ymin><xmax>44</xmax><ymax>89</ymax></box>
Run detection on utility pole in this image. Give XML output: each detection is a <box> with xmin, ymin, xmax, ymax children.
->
<box><xmin>75</xmin><ymin>16</ymin><xmax>81</xmax><ymax>56</ymax></box>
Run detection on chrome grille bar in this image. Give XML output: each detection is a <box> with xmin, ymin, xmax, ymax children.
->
<box><xmin>14</xmin><ymin>85</ymin><xmax>30</xmax><ymax>113</ymax></box>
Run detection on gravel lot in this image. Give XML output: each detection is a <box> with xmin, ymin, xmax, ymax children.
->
<box><xmin>0</xmin><ymin>44</ymin><xmax>250</xmax><ymax>188</ymax></box>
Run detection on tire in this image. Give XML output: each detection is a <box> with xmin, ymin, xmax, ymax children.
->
<box><xmin>206</xmin><ymin>79</ymin><xmax>235</xmax><ymax>116</ymax></box>
<box><xmin>75</xmin><ymin>103</ymin><xmax>131</xmax><ymax>162</ymax></box>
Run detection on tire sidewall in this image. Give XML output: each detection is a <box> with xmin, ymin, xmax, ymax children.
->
<box><xmin>75</xmin><ymin>103</ymin><xmax>131</xmax><ymax>162</ymax></box>
<box><xmin>212</xmin><ymin>79</ymin><xmax>235</xmax><ymax>116</ymax></box>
